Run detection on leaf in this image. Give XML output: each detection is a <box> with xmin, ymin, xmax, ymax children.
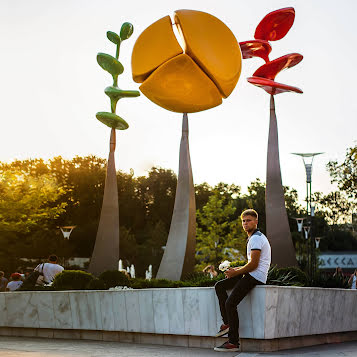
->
<box><xmin>120</xmin><ymin>22</ymin><xmax>134</xmax><ymax>40</ymax></box>
<box><xmin>107</xmin><ymin>31</ymin><xmax>121</xmax><ymax>45</ymax></box>
<box><xmin>96</xmin><ymin>112</ymin><xmax>129</xmax><ymax>130</ymax></box>
<box><xmin>104</xmin><ymin>86</ymin><xmax>140</xmax><ymax>101</ymax></box>
<box><xmin>97</xmin><ymin>53</ymin><xmax>124</xmax><ymax>76</ymax></box>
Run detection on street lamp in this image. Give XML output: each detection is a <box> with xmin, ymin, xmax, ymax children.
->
<box><xmin>292</xmin><ymin>152</ymin><xmax>323</xmax><ymax>280</ymax></box>
<box><xmin>59</xmin><ymin>226</ymin><xmax>76</xmax><ymax>239</ymax></box>
<box><xmin>59</xmin><ymin>226</ymin><xmax>76</xmax><ymax>268</ymax></box>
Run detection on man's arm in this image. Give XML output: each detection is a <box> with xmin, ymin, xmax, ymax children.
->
<box><xmin>225</xmin><ymin>250</ymin><xmax>261</xmax><ymax>279</ymax></box>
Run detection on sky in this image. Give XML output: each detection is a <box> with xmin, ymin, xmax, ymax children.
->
<box><xmin>0</xmin><ymin>0</ymin><xmax>356</xmax><ymax>205</ymax></box>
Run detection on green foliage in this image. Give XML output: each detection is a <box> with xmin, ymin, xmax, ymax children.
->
<box><xmin>311</xmin><ymin>271</ymin><xmax>349</xmax><ymax>289</ymax></box>
<box><xmin>98</xmin><ymin>270</ymin><xmax>129</xmax><ymax>289</ymax></box>
<box><xmin>86</xmin><ymin>278</ymin><xmax>106</xmax><ymax>290</ymax></box>
<box><xmin>267</xmin><ymin>265</ymin><xmax>307</xmax><ymax>286</ymax></box>
<box><xmin>52</xmin><ymin>270</ymin><xmax>94</xmax><ymax>290</ymax></box>
<box><xmin>130</xmin><ymin>278</ymin><xmax>186</xmax><ymax>289</ymax></box>
<box><xmin>0</xmin><ymin>170</ymin><xmax>66</xmax><ymax>234</ymax></box>
<box><xmin>196</xmin><ymin>189</ymin><xmax>246</xmax><ymax>269</ymax></box>
<box><xmin>327</xmin><ymin>145</ymin><xmax>357</xmax><ymax>201</ymax></box>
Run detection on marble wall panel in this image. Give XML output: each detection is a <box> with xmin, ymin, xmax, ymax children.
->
<box><xmin>30</xmin><ymin>292</ymin><xmax>54</xmax><ymax>329</ymax></box>
<box><xmin>343</xmin><ymin>291</ymin><xmax>355</xmax><ymax>331</ymax></box>
<box><xmin>264</xmin><ymin>287</ymin><xmax>279</xmax><ymax>339</ymax></box>
<box><xmin>86</xmin><ymin>292</ymin><xmax>103</xmax><ymax>330</ymax></box>
<box><xmin>286</xmin><ymin>287</ymin><xmax>302</xmax><ymax>337</ymax></box>
<box><xmin>69</xmin><ymin>292</ymin><xmax>98</xmax><ymax>330</ymax></box>
<box><xmin>350</xmin><ymin>291</ymin><xmax>357</xmax><ymax>330</ymax></box>
<box><xmin>198</xmin><ymin>288</ymin><xmax>217</xmax><ymax>336</ymax></box>
<box><xmin>310</xmin><ymin>289</ymin><xmax>327</xmax><ymax>335</ymax></box>
<box><xmin>112</xmin><ymin>291</ymin><xmax>127</xmax><ymax>331</ymax></box>
<box><xmin>5</xmin><ymin>292</ymin><xmax>32</xmax><ymax>327</ymax></box>
<box><xmin>23</xmin><ymin>293</ymin><xmax>40</xmax><ymax>328</ymax></box>
<box><xmin>53</xmin><ymin>292</ymin><xmax>73</xmax><ymax>329</ymax></box>
<box><xmin>275</xmin><ymin>287</ymin><xmax>292</xmax><ymax>338</ymax></box>
<box><xmin>238</xmin><ymin>291</ymin><xmax>253</xmax><ymax>338</ymax></box>
<box><xmin>331</xmin><ymin>289</ymin><xmax>345</xmax><ymax>333</ymax></box>
<box><xmin>298</xmin><ymin>288</ymin><xmax>315</xmax><ymax>336</ymax></box>
<box><xmin>214</xmin><ymin>288</ymin><xmax>222</xmax><ymax>331</ymax></box>
<box><xmin>125</xmin><ymin>290</ymin><xmax>141</xmax><ymax>332</ymax></box>
<box><xmin>320</xmin><ymin>290</ymin><xmax>336</xmax><ymax>334</ymax></box>
<box><xmin>99</xmin><ymin>291</ymin><xmax>114</xmax><ymax>331</ymax></box>
<box><xmin>138</xmin><ymin>290</ymin><xmax>154</xmax><ymax>333</ymax></box>
<box><xmin>167</xmin><ymin>289</ymin><xmax>185</xmax><ymax>335</ymax></box>
<box><xmin>153</xmin><ymin>289</ymin><xmax>169</xmax><ymax>334</ymax></box>
<box><xmin>0</xmin><ymin>293</ymin><xmax>7</xmax><ymax>325</ymax></box>
<box><xmin>250</xmin><ymin>286</ymin><xmax>265</xmax><ymax>339</ymax></box>
<box><xmin>183</xmin><ymin>288</ymin><xmax>200</xmax><ymax>335</ymax></box>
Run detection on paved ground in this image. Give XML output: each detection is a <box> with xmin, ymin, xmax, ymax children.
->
<box><xmin>0</xmin><ymin>337</ymin><xmax>357</xmax><ymax>356</ymax></box>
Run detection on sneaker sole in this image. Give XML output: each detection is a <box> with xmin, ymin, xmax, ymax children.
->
<box><xmin>215</xmin><ymin>327</ymin><xmax>229</xmax><ymax>337</ymax></box>
<box><xmin>213</xmin><ymin>346</ymin><xmax>239</xmax><ymax>352</ymax></box>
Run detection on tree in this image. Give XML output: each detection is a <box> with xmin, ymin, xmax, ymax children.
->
<box><xmin>0</xmin><ymin>170</ymin><xmax>66</xmax><ymax>234</ymax></box>
<box><xmin>327</xmin><ymin>145</ymin><xmax>357</xmax><ymax>201</ymax></box>
<box><xmin>196</xmin><ymin>190</ymin><xmax>246</xmax><ymax>270</ymax></box>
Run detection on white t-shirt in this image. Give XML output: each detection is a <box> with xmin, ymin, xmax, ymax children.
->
<box><xmin>35</xmin><ymin>263</ymin><xmax>64</xmax><ymax>284</ymax></box>
<box><xmin>247</xmin><ymin>230</ymin><xmax>271</xmax><ymax>283</ymax></box>
<box><xmin>351</xmin><ymin>275</ymin><xmax>356</xmax><ymax>290</ymax></box>
<box><xmin>7</xmin><ymin>280</ymin><xmax>23</xmax><ymax>291</ymax></box>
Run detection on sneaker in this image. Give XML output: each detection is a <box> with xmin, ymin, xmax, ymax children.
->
<box><xmin>215</xmin><ymin>324</ymin><xmax>229</xmax><ymax>337</ymax></box>
<box><xmin>214</xmin><ymin>341</ymin><xmax>239</xmax><ymax>352</ymax></box>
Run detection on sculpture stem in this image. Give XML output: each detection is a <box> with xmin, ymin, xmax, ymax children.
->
<box><xmin>156</xmin><ymin>113</ymin><xmax>196</xmax><ymax>280</ymax></box>
<box><xmin>266</xmin><ymin>95</ymin><xmax>297</xmax><ymax>267</ymax></box>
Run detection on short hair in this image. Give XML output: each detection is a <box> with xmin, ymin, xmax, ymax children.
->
<box><xmin>241</xmin><ymin>209</ymin><xmax>258</xmax><ymax>219</ymax></box>
<box><xmin>48</xmin><ymin>254</ymin><xmax>58</xmax><ymax>262</ymax></box>
<box><xmin>0</xmin><ymin>271</ymin><xmax>4</xmax><ymax>277</ymax></box>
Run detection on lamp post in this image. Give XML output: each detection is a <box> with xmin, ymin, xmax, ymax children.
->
<box><xmin>292</xmin><ymin>153</ymin><xmax>323</xmax><ymax>279</ymax></box>
<box><xmin>294</xmin><ymin>217</ymin><xmax>306</xmax><ymax>265</ymax></box>
<box><xmin>59</xmin><ymin>226</ymin><xmax>76</xmax><ymax>268</ymax></box>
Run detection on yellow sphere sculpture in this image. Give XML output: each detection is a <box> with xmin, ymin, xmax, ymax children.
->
<box><xmin>131</xmin><ymin>10</ymin><xmax>242</xmax><ymax>113</ymax></box>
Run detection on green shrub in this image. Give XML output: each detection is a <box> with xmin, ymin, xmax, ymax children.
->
<box><xmin>130</xmin><ymin>278</ymin><xmax>187</xmax><ymax>289</ymax></box>
<box><xmin>267</xmin><ymin>265</ymin><xmax>306</xmax><ymax>286</ymax></box>
<box><xmin>98</xmin><ymin>270</ymin><xmax>129</xmax><ymax>289</ymax></box>
<box><xmin>230</xmin><ymin>260</ymin><xmax>246</xmax><ymax>268</ymax></box>
<box><xmin>52</xmin><ymin>270</ymin><xmax>94</xmax><ymax>290</ymax></box>
<box><xmin>86</xmin><ymin>278</ymin><xmax>106</xmax><ymax>290</ymax></box>
<box><xmin>311</xmin><ymin>272</ymin><xmax>349</xmax><ymax>289</ymax></box>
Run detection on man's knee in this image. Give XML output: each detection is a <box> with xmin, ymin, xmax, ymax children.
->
<box><xmin>214</xmin><ymin>280</ymin><xmax>225</xmax><ymax>293</ymax></box>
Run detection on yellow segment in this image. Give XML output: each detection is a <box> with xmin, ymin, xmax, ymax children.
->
<box><xmin>174</xmin><ymin>10</ymin><xmax>242</xmax><ymax>98</ymax></box>
<box><xmin>140</xmin><ymin>54</ymin><xmax>222</xmax><ymax>113</ymax></box>
<box><xmin>131</xmin><ymin>16</ymin><xmax>183</xmax><ymax>83</ymax></box>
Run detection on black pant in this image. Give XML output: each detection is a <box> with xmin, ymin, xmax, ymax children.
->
<box><xmin>214</xmin><ymin>273</ymin><xmax>263</xmax><ymax>345</ymax></box>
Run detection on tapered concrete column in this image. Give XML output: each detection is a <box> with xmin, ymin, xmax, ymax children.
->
<box><xmin>89</xmin><ymin>128</ymin><xmax>120</xmax><ymax>275</ymax></box>
<box><xmin>266</xmin><ymin>95</ymin><xmax>297</xmax><ymax>267</ymax></box>
<box><xmin>156</xmin><ymin>113</ymin><xmax>196</xmax><ymax>280</ymax></box>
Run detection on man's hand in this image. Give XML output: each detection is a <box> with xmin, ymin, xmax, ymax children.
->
<box><xmin>225</xmin><ymin>267</ymin><xmax>238</xmax><ymax>279</ymax></box>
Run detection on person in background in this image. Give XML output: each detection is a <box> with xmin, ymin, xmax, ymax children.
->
<box><xmin>34</xmin><ymin>254</ymin><xmax>64</xmax><ymax>286</ymax></box>
<box><xmin>348</xmin><ymin>270</ymin><xmax>357</xmax><ymax>290</ymax></box>
<box><xmin>6</xmin><ymin>273</ymin><xmax>23</xmax><ymax>291</ymax></box>
<box><xmin>333</xmin><ymin>266</ymin><xmax>344</xmax><ymax>278</ymax></box>
<box><xmin>203</xmin><ymin>265</ymin><xmax>218</xmax><ymax>279</ymax></box>
<box><xmin>0</xmin><ymin>271</ymin><xmax>8</xmax><ymax>292</ymax></box>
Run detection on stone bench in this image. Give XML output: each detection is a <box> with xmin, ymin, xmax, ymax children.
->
<box><xmin>0</xmin><ymin>286</ymin><xmax>356</xmax><ymax>352</ymax></box>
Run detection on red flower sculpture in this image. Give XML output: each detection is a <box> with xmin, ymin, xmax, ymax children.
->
<box><xmin>239</xmin><ymin>7</ymin><xmax>303</xmax><ymax>95</ymax></box>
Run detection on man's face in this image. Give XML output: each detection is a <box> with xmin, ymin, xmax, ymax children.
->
<box><xmin>241</xmin><ymin>215</ymin><xmax>258</xmax><ymax>234</ymax></box>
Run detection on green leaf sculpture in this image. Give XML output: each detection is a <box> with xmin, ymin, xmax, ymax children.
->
<box><xmin>96</xmin><ymin>23</ymin><xmax>140</xmax><ymax>130</ymax></box>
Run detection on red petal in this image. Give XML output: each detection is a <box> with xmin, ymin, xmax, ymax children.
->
<box><xmin>247</xmin><ymin>76</ymin><xmax>303</xmax><ymax>95</ymax></box>
<box><xmin>254</xmin><ymin>7</ymin><xmax>295</xmax><ymax>41</ymax></box>
<box><xmin>253</xmin><ymin>53</ymin><xmax>303</xmax><ymax>80</ymax></box>
<box><xmin>239</xmin><ymin>40</ymin><xmax>271</xmax><ymax>63</ymax></box>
